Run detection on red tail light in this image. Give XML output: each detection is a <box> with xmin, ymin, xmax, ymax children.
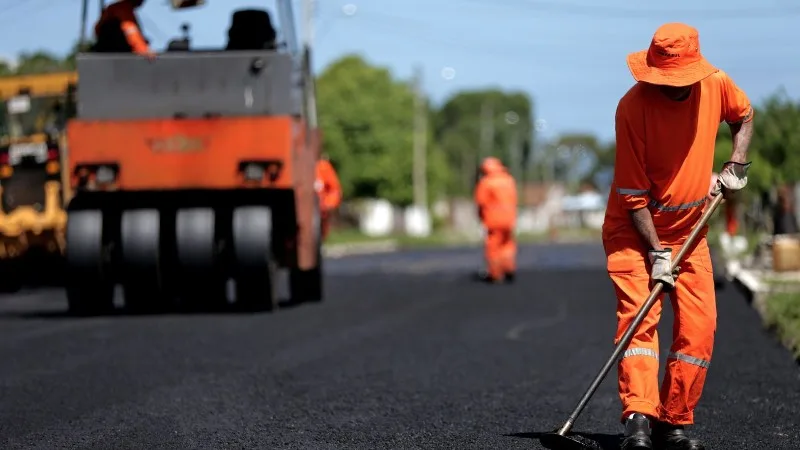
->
<box><xmin>0</xmin><ymin>153</ymin><xmax>8</xmax><ymax>165</ymax></box>
<box><xmin>47</xmin><ymin>149</ymin><xmax>58</xmax><ymax>161</ymax></box>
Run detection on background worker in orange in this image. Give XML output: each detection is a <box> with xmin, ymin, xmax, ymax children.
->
<box><xmin>315</xmin><ymin>157</ymin><xmax>342</xmax><ymax>241</ymax></box>
<box><xmin>602</xmin><ymin>23</ymin><xmax>753</xmax><ymax>450</ymax></box>
<box><xmin>474</xmin><ymin>157</ymin><xmax>518</xmax><ymax>283</ymax></box>
<box><xmin>94</xmin><ymin>0</ymin><xmax>155</xmax><ymax>59</ymax></box>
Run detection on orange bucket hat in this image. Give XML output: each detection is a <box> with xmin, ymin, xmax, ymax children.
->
<box><xmin>626</xmin><ymin>23</ymin><xmax>718</xmax><ymax>87</ymax></box>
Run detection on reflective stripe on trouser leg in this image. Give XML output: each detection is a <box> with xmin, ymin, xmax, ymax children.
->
<box><xmin>623</xmin><ymin>348</ymin><xmax>658</xmax><ymax>359</ymax></box>
<box><xmin>668</xmin><ymin>352</ymin><xmax>710</xmax><ymax>369</ymax></box>
<box><xmin>658</xmin><ymin>236</ymin><xmax>716</xmax><ymax>426</ymax></box>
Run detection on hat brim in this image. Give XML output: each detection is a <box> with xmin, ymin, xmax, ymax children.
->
<box><xmin>626</xmin><ymin>50</ymin><xmax>718</xmax><ymax>87</ymax></box>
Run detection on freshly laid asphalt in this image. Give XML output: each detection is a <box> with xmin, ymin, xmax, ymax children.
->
<box><xmin>0</xmin><ymin>242</ymin><xmax>798</xmax><ymax>449</ymax></box>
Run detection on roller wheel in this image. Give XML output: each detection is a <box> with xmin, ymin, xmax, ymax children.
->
<box><xmin>65</xmin><ymin>210</ymin><xmax>114</xmax><ymax>315</ymax></box>
<box><xmin>232</xmin><ymin>206</ymin><xmax>279</xmax><ymax>311</ymax></box>
<box><xmin>0</xmin><ymin>259</ymin><xmax>22</xmax><ymax>293</ymax></box>
<box><xmin>120</xmin><ymin>209</ymin><xmax>164</xmax><ymax>313</ymax></box>
<box><xmin>290</xmin><ymin>204</ymin><xmax>323</xmax><ymax>303</ymax></box>
<box><xmin>176</xmin><ymin>208</ymin><xmax>225</xmax><ymax>308</ymax></box>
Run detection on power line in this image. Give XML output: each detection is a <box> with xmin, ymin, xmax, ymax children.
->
<box><xmin>462</xmin><ymin>0</ymin><xmax>800</xmax><ymax>19</ymax></box>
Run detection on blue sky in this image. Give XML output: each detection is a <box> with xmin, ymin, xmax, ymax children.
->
<box><xmin>1</xmin><ymin>0</ymin><xmax>796</xmax><ymax>143</ymax></box>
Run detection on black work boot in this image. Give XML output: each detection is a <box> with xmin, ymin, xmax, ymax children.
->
<box><xmin>651</xmin><ymin>422</ymin><xmax>704</xmax><ymax>450</ymax></box>
<box><xmin>621</xmin><ymin>413</ymin><xmax>653</xmax><ymax>450</ymax></box>
<box><xmin>473</xmin><ymin>270</ymin><xmax>502</xmax><ymax>284</ymax></box>
<box><xmin>504</xmin><ymin>272</ymin><xmax>515</xmax><ymax>283</ymax></box>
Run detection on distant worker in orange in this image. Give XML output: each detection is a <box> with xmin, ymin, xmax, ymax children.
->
<box><xmin>603</xmin><ymin>23</ymin><xmax>753</xmax><ymax>450</ymax></box>
<box><xmin>474</xmin><ymin>157</ymin><xmax>518</xmax><ymax>283</ymax></box>
<box><xmin>93</xmin><ymin>0</ymin><xmax>155</xmax><ymax>59</ymax></box>
<box><xmin>315</xmin><ymin>156</ymin><xmax>342</xmax><ymax>241</ymax></box>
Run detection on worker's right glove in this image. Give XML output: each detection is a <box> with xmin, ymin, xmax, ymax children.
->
<box><xmin>648</xmin><ymin>248</ymin><xmax>677</xmax><ymax>289</ymax></box>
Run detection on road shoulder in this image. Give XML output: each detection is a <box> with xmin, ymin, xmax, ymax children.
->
<box><xmin>726</xmin><ymin>254</ymin><xmax>800</xmax><ymax>361</ymax></box>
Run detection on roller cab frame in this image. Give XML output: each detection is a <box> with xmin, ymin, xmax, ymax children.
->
<box><xmin>65</xmin><ymin>0</ymin><xmax>323</xmax><ymax>314</ymax></box>
<box><xmin>0</xmin><ymin>72</ymin><xmax>76</xmax><ymax>291</ymax></box>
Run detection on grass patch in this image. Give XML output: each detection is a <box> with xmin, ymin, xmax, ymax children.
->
<box><xmin>325</xmin><ymin>227</ymin><xmax>601</xmax><ymax>249</ymax></box>
<box><xmin>764</xmin><ymin>291</ymin><xmax>800</xmax><ymax>360</ymax></box>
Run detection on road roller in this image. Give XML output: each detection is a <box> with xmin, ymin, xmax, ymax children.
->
<box><xmin>64</xmin><ymin>0</ymin><xmax>323</xmax><ymax>314</ymax></box>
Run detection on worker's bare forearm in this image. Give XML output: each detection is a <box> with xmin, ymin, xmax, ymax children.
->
<box><xmin>728</xmin><ymin>119</ymin><xmax>753</xmax><ymax>164</ymax></box>
<box><xmin>629</xmin><ymin>207</ymin><xmax>663</xmax><ymax>251</ymax></box>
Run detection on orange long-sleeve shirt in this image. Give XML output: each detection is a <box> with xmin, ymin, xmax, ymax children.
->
<box><xmin>602</xmin><ymin>71</ymin><xmax>753</xmax><ymax>242</ymax></box>
<box><xmin>475</xmin><ymin>168</ymin><xmax>517</xmax><ymax>230</ymax></box>
<box><xmin>95</xmin><ymin>1</ymin><xmax>151</xmax><ymax>55</ymax></box>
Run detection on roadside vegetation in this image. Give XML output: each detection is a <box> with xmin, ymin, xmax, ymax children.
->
<box><xmin>763</xmin><ymin>290</ymin><xmax>800</xmax><ymax>360</ymax></box>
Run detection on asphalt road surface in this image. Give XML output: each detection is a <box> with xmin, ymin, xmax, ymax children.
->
<box><xmin>0</xmin><ymin>243</ymin><xmax>798</xmax><ymax>449</ymax></box>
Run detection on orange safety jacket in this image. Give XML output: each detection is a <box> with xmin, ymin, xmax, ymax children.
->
<box><xmin>475</xmin><ymin>164</ymin><xmax>518</xmax><ymax>230</ymax></box>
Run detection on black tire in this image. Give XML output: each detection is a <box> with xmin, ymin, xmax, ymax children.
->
<box><xmin>65</xmin><ymin>210</ymin><xmax>115</xmax><ymax>315</ymax></box>
<box><xmin>0</xmin><ymin>258</ymin><xmax>22</xmax><ymax>293</ymax></box>
<box><xmin>290</xmin><ymin>204</ymin><xmax>323</xmax><ymax>303</ymax></box>
<box><xmin>232</xmin><ymin>206</ymin><xmax>279</xmax><ymax>311</ymax></box>
<box><xmin>175</xmin><ymin>208</ymin><xmax>225</xmax><ymax>308</ymax></box>
<box><xmin>120</xmin><ymin>209</ymin><xmax>164</xmax><ymax>312</ymax></box>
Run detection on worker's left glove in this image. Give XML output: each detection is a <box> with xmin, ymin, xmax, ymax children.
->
<box><xmin>648</xmin><ymin>249</ymin><xmax>678</xmax><ymax>289</ymax></box>
<box><xmin>711</xmin><ymin>161</ymin><xmax>751</xmax><ymax>196</ymax></box>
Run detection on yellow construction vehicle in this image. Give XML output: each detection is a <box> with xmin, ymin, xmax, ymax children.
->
<box><xmin>0</xmin><ymin>72</ymin><xmax>76</xmax><ymax>290</ymax></box>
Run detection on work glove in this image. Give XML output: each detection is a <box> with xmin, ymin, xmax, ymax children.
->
<box><xmin>711</xmin><ymin>161</ymin><xmax>751</xmax><ymax>196</ymax></box>
<box><xmin>648</xmin><ymin>249</ymin><xmax>678</xmax><ymax>289</ymax></box>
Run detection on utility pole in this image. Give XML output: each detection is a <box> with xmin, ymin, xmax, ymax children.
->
<box><xmin>412</xmin><ymin>65</ymin><xmax>427</xmax><ymax>209</ymax></box>
<box><xmin>302</xmin><ymin>0</ymin><xmax>315</xmax><ymax>48</ymax></box>
<box><xmin>479</xmin><ymin>100</ymin><xmax>494</xmax><ymax>160</ymax></box>
<box><xmin>509</xmin><ymin>126</ymin><xmax>522</xmax><ymax>204</ymax></box>
<box><xmin>474</xmin><ymin>100</ymin><xmax>494</xmax><ymax>193</ymax></box>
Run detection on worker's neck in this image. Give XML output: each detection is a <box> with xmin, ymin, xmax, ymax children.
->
<box><xmin>659</xmin><ymin>85</ymin><xmax>692</xmax><ymax>102</ymax></box>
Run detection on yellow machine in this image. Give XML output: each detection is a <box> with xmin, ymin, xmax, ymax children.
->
<box><xmin>0</xmin><ymin>71</ymin><xmax>77</xmax><ymax>289</ymax></box>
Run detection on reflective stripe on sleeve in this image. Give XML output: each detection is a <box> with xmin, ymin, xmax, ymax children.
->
<box><xmin>623</xmin><ymin>347</ymin><xmax>658</xmax><ymax>359</ymax></box>
<box><xmin>668</xmin><ymin>351</ymin><xmax>710</xmax><ymax>369</ymax></box>
<box><xmin>648</xmin><ymin>197</ymin><xmax>706</xmax><ymax>212</ymax></box>
<box><xmin>617</xmin><ymin>188</ymin><xmax>649</xmax><ymax>196</ymax></box>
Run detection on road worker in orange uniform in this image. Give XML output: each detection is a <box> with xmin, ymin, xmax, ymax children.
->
<box><xmin>474</xmin><ymin>157</ymin><xmax>518</xmax><ymax>283</ymax></box>
<box><xmin>94</xmin><ymin>0</ymin><xmax>155</xmax><ymax>59</ymax></box>
<box><xmin>315</xmin><ymin>157</ymin><xmax>342</xmax><ymax>241</ymax></box>
<box><xmin>602</xmin><ymin>23</ymin><xmax>753</xmax><ymax>450</ymax></box>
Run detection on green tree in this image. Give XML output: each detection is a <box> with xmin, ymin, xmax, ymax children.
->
<box><xmin>714</xmin><ymin>90</ymin><xmax>800</xmax><ymax>198</ymax></box>
<box><xmin>316</xmin><ymin>54</ymin><xmax>448</xmax><ymax>206</ymax></box>
<box><xmin>434</xmin><ymin>89</ymin><xmax>534</xmax><ymax>195</ymax></box>
<box><xmin>0</xmin><ymin>62</ymin><xmax>13</xmax><ymax>76</ymax></box>
<box><xmin>14</xmin><ymin>51</ymin><xmax>67</xmax><ymax>75</ymax></box>
<box><xmin>540</xmin><ymin>133</ymin><xmax>615</xmax><ymax>190</ymax></box>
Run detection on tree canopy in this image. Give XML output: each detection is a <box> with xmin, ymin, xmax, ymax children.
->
<box><xmin>2</xmin><ymin>46</ymin><xmax>799</xmax><ymax>219</ymax></box>
<box><xmin>316</xmin><ymin>54</ymin><xmax>448</xmax><ymax>206</ymax></box>
<box><xmin>434</xmin><ymin>89</ymin><xmax>533</xmax><ymax>195</ymax></box>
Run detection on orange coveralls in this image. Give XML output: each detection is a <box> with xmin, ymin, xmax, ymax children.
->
<box><xmin>475</xmin><ymin>157</ymin><xmax>518</xmax><ymax>281</ymax></box>
<box><xmin>94</xmin><ymin>0</ymin><xmax>152</xmax><ymax>55</ymax></box>
<box><xmin>315</xmin><ymin>159</ymin><xmax>342</xmax><ymax>240</ymax></box>
<box><xmin>602</xmin><ymin>71</ymin><xmax>753</xmax><ymax>425</ymax></box>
